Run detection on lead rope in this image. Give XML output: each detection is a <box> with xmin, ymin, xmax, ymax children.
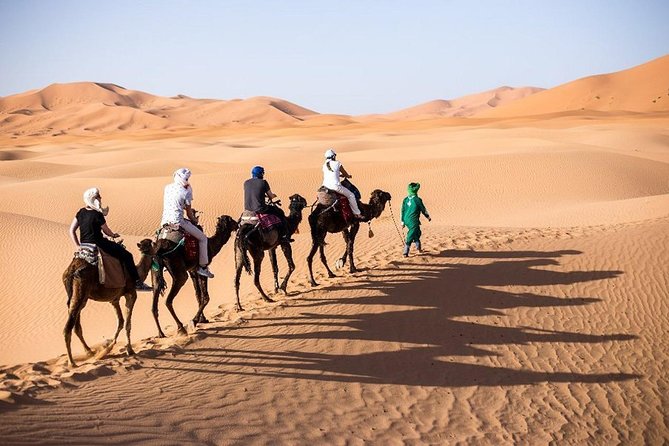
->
<box><xmin>387</xmin><ymin>201</ymin><xmax>406</xmax><ymax>246</ymax></box>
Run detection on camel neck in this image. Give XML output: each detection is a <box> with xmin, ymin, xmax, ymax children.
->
<box><xmin>136</xmin><ymin>253</ymin><xmax>152</xmax><ymax>281</ymax></box>
<box><xmin>287</xmin><ymin>208</ymin><xmax>304</xmax><ymax>235</ymax></box>
<box><xmin>208</xmin><ymin>227</ymin><xmax>232</xmax><ymax>258</ymax></box>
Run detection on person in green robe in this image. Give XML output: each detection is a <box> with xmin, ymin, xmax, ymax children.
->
<box><xmin>401</xmin><ymin>182</ymin><xmax>431</xmax><ymax>257</ymax></box>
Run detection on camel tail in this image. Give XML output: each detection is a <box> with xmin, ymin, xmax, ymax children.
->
<box><xmin>153</xmin><ymin>255</ymin><xmax>168</xmax><ymax>296</ymax></box>
<box><xmin>308</xmin><ymin>212</ymin><xmax>318</xmax><ymax>239</ymax></box>
<box><xmin>308</xmin><ymin>211</ymin><xmax>325</xmax><ymax>247</ymax></box>
<box><xmin>237</xmin><ymin>233</ymin><xmax>252</xmax><ymax>275</ymax></box>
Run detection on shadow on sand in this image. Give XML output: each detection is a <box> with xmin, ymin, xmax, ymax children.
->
<box><xmin>148</xmin><ymin>248</ymin><xmax>639</xmax><ymax>387</ymax></box>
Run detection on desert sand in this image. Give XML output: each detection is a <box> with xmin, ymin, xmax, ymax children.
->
<box><xmin>0</xmin><ymin>56</ymin><xmax>668</xmax><ymax>444</ymax></box>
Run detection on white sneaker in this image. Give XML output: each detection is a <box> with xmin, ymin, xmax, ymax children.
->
<box><xmin>197</xmin><ymin>266</ymin><xmax>214</xmax><ymax>278</ymax></box>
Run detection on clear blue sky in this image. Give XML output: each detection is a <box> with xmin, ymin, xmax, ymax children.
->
<box><xmin>1</xmin><ymin>0</ymin><xmax>667</xmax><ymax>114</ymax></box>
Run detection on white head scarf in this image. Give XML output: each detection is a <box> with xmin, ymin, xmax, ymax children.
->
<box><xmin>83</xmin><ymin>187</ymin><xmax>109</xmax><ymax>216</ymax></box>
<box><xmin>174</xmin><ymin>168</ymin><xmax>191</xmax><ymax>187</ymax></box>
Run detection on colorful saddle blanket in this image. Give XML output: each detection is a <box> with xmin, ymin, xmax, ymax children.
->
<box><xmin>156</xmin><ymin>223</ymin><xmax>199</xmax><ymax>262</ymax></box>
<box><xmin>240</xmin><ymin>211</ymin><xmax>282</xmax><ymax>230</ymax></box>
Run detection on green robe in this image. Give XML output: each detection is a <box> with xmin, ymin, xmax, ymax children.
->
<box><xmin>401</xmin><ymin>195</ymin><xmax>430</xmax><ymax>244</ymax></box>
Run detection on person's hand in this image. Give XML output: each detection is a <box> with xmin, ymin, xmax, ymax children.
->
<box><xmin>112</xmin><ymin>232</ymin><xmax>121</xmax><ymax>238</ymax></box>
<box><xmin>401</xmin><ymin>222</ymin><xmax>405</xmax><ymax>228</ymax></box>
<box><xmin>427</xmin><ymin>217</ymin><xmax>432</xmax><ymax>222</ymax></box>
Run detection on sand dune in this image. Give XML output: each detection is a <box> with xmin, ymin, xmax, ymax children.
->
<box><xmin>0</xmin><ymin>82</ymin><xmax>318</xmax><ymax>136</ymax></box>
<box><xmin>1</xmin><ymin>56</ymin><xmax>669</xmax><ymax>443</ymax></box>
<box><xmin>480</xmin><ymin>54</ymin><xmax>669</xmax><ymax>118</ymax></box>
<box><xmin>382</xmin><ymin>86</ymin><xmax>543</xmax><ymax>120</ymax></box>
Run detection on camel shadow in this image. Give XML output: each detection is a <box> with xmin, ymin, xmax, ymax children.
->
<box><xmin>152</xmin><ymin>248</ymin><xmax>638</xmax><ymax>387</ymax></box>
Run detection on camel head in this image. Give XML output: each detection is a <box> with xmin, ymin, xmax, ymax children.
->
<box><xmin>137</xmin><ymin>238</ymin><xmax>156</xmax><ymax>255</ymax></box>
<box><xmin>370</xmin><ymin>189</ymin><xmax>392</xmax><ymax>206</ymax></box>
<box><xmin>216</xmin><ymin>215</ymin><xmax>239</xmax><ymax>234</ymax></box>
<box><xmin>288</xmin><ymin>194</ymin><xmax>308</xmax><ymax>213</ymax></box>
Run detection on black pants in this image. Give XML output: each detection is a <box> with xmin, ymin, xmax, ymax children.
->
<box><xmin>97</xmin><ymin>238</ymin><xmax>140</xmax><ymax>282</ymax></box>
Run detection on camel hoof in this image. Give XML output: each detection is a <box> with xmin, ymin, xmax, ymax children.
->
<box><xmin>68</xmin><ymin>361</ymin><xmax>78</xmax><ymax>368</ymax></box>
<box><xmin>199</xmin><ymin>317</ymin><xmax>209</xmax><ymax>324</ymax></box>
<box><xmin>279</xmin><ymin>288</ymin><xmax>288</xmax><ymax>296</ymax></box>
<box><xmin>310</xmin><ymin>281</ymin><xmax>319</xmax><ymax>287</ymax></box>
<box><xmin>158</xmin><ymin>331</ymin><xmax>166</xmax><ymax>338</ymax></box>
<box><xmin>235</xmin><ymin>305</ymin><xmax>244</xmax><ymax>312</ymax></box>
<box><xmin>126</xmin><ymin>346</ymin><xmax>136</xmax><ymax>356</ymax></box>
<box><xmin>328</xmin><ymin>272</ymin><xmax>337</xmax><ymax>278</ymax></box>
<box><xmin>177</xmin><ymin>327</ymin><xmax>188</xmax><ymax>336</ymax></box>
<box><xmin>263</xmin><ymin>297</ymin><xmax>276</xmax><ymax>303</ymax></box>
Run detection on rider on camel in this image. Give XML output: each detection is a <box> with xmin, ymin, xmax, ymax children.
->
<box><xmin>322</xmin><ymin>149</ymin><xmax>363</xmax><ymax>219</ymax></box>
<box><xmin>243</xmin><ymin>166</ymin><xmax>292</xmax><ymax>242</ymax></box>
<box><xmin>161</xmin><ymin>168</ymin><xmax>214</xmax><ymax>278</ymax></box>
<box><xmin>69</xmin><ymin>187</ymin><xmax>150</xmax><ymax>290</ymax></box>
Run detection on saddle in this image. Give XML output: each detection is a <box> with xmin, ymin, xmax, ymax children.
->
<box><xmin>156</xmin><ymin>223</ymin><xmax>199</xmax><ymax>262</ymax></box>
<box><xmin>98</xmin><ymin>249</ymin><xmax>126</xmax><ymax>288</ymax></box>
<box><xmin>316</xmin><ymin>186</ymin><xmax>353</xmax><ymax>223</ymax></box>
<box><xmin>239</xmin><ymin>210</ymin><xmax>282</xmax><ymax>231</ymax></box>
<box><xmin>73</xmin><ymin>244</ymin><xmax>126</xmax><ymax>289</ymax></box>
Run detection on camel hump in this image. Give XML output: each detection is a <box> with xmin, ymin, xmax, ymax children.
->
<box><xmin>317</xmin><ymin>187</ymin><xmax>337</xmax><ymax>206</ymax></box>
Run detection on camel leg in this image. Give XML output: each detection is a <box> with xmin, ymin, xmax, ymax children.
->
<box><xmin>348</xmin><ymin>223</ymin><xmax>360</xmax><ymax>273</ymax></box>
<box><xmin>123</xmin><ymin>291</ymin><xmax>136</xmax><ymax>356</ymax></box>
<box><xmin>64</xmin><ymin>280</ymin><xmax>87</xmax><ymax>367</ymax></box>
<box><xmin>151</xmin><ymin>269</ymin><xmax>166</xmax><ymax>338</ymax></box>
<box><xmin>189</xmin><ymin>271</ymin><xmax>207</xmax><ymax>326</ymax></box>
<box><xmin>269</xmin><ymin>248</ymin><xmax>280</xmax><ymax>293</ymax></box>
<box><xmin>198</xmin><ymin>278</ymin><xmax>210</xmax><ymax>324</ymax></box>
<box><xmin>307</xmin><ymin>241</ymin><xmax>321</xmax><ymax>286</ymax></box>
<box><xmin>234</xmin><ymin>239</ymin><xmax>248</xmax><ymax>312</ymax></box>
<box><xmin>166</xmin><ymin>269</ymin><xmax>189</xmax><ymax>336</ymax></box>
<box><xmin>110</xmin><ymin>300</ymin><xmax>124</xmax><ymax>347</ymax></box>
<box><xmin>74</xmin><ymin>315</ymin><xmax>93</xmax><ymax>356</ymax></box>
<box><xmin>337</xmin><ymin>229</ymin><xmax>350</xmax><ymax>269</ymax></box>
<box><xmin>319</xmin><ymin>244</ymin><xmax>336</xmax><ymax>278</ymax></box>
<box><xmin>193</xmin><ymin>277</ymin><xmax>210</xmax><ymax>325</ymax></box>
<box><xmin>234</xmin><ymin>250</ymin><xmax>245</xmax><ymax>312</ymax></box>
<box><xmin>252</xmin><ymin>250</ymin><xmax>274</xmax><ymax>303</ymax></box>
<box><xmin>279</xmin><ymin>242</ymin><xmax>295</xmax><ymax>294</ymax></box>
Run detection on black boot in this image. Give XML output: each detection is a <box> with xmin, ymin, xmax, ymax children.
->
<box><xmin>135</xmin><ymin>279</ymin><xmax>152</xmax><ymax>291</ymax></box>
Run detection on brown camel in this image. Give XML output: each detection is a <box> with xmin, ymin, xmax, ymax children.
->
<box><xmin>307</xmin><ymin>189</ymin><xmax>392</xmax><ymax>286</ymax></box>
<box><xmin>234</xmin><ymin>194</ymin><xmax>308</xmax><ymax>311</ymax></box>
<box><xmin>151</xmin><ymin>215</ymin><xmax>238</xmax><ymax>337</ymax></box>
<box><xmin>62</xmin><ymin>239</ymin><xmax>154</xmax><ymax>367</ymax></box>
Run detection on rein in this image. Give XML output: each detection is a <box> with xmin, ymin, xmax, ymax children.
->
<box><xmin>387</xmin><ymin>201</ymin><xmax>406</xmax><ymax>246</ymax></box>
<box><xmin>152</xmin><ymin>237</ymin><xmax>185</xmax><ymax>271</ymax></box>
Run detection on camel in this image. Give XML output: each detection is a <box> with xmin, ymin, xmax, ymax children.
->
<box><xmin>62</xmin><ymin>239</ymin><xmax>154</xmax><ymax>367</ymax></box>
<box><xmin>151</xmin><ymin>215</ymin><xmax>238</xmax><ymax>337</ymax></box>
<box><xmin>234</xmin><ymin>194</ymin><xmax>308</xmax><ymax>311</ymax></box>
<box><xmin>307</xmin><ymin>189</ymin><xmax>392</xmax><ymax>286</ymax></box>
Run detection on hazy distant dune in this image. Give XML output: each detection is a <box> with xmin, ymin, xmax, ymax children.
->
<box><xmin>480</xmin><ymin>54</ymin><xmax>669</xmax><ymax>118</ymax></box>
